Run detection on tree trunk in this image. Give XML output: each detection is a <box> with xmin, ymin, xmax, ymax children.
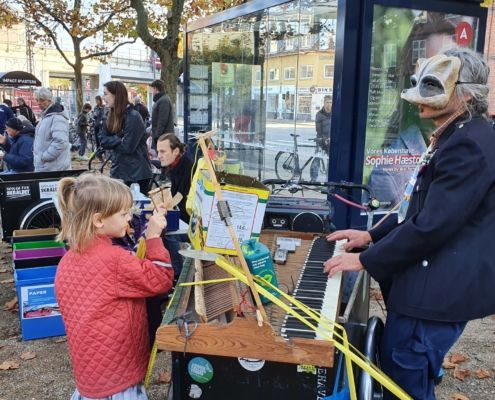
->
<box><xmin>73</xmin><ymin>41</ymin><xmax>84</xmax><ymax>113</ymax></box>
<box><xmin>159</xmin><ymin>48</ymin><xmax>181</xmax><ymax>109</ymax></box>
<box><xmin>73</xmin><ymin>65</ymin><xmax>84</xmax><ymax>114</ymax></box>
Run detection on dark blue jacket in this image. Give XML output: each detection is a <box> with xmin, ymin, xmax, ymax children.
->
<box><xmin>0</xmin><ymin>104</ymin><xmax>14</xmax><ymax>134</ymax></box>
<box><xmin>3</xmin><ymin>125</ymin><xmax>35</xmax><ymax>172</ymax></box>
<box><xmin>360</xmin><ymin>117</ymin><xmax>495</xmax><ymax>322</ymax></box>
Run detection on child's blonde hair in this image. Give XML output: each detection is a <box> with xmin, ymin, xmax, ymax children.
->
<box><xmin>57</xmin><ymin>174</ymin><xmax>133</xmax><ymax>252</ymax></box>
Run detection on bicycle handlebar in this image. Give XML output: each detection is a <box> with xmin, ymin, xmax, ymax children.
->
<box><xmin>262</xmin><ymin>178</ymin><xmax>386</xmax><ymax>210</ymax></box>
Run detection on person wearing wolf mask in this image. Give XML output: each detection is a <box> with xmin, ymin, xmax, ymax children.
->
<box><xmin>324</xmin><ymin>47</ymin><xmax>495</xmax><ymax>399</ymax></box>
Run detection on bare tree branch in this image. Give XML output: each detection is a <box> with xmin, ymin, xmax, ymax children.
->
<box><xmin>81</xmin><ymin>38</ymin><xmax>137</xmax><ymax>60</ymax></box>
<box><xmin>34</xmin><ymin>19</ymin><xmax>76</xmax><ymax>68</ymax></box>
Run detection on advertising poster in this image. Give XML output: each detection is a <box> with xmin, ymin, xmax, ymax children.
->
<box><xmin>362</xmin><ymin>7</ymin><xmax>479</xmax><ymax>211</ymax></box>
<box><xmin>20</xmin><ymin>284</ymin><xmax>61</xmax><ymax>319</ymax></box>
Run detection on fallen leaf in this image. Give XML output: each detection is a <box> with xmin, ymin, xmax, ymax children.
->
<box><xmin>0</xmin><ymin>360</ymin><xmax>20</xmax><ymax>370</ymax></box>
<box><xmin>370</xmin><ymin>288</ymin><xmax>383</xmax><ymax>301</ymax></box>
<box><xmin>475</xmin><ymin>368</ymin><xmax>491</xmax><ymax>379</ymax></box>
<box><xmin>3</xmin><ymin>297</ymin><xmax>18</xmax><ymax>311</ymax></box>
<box><xmin>0</xmin><ymin>279</ymin><xmax>13</xmax><ymax>284</ymax></box>
<box><xmin>53</xmin><ymin>338</ymin><xmax>66</xmax><ymax>343</ymax></box>
<box><xmin>20</xmin><ymin>351</ymin><xmax>36</xmax><ymax>361</ymax></box>
<box><xmin>454</xmin><ymin>367</ymin><xmax>471</xmax><ymax>381</ymax></box>
<box><xmin>0</xmin><ymin>267</ymin><xmax>8</xmax><ymax>273</ymax></box>
<box><xmin>158</xmin><ymin>370</ymin><xmax>172</xmax><ymax>384</ymax></box>
<box><xmin>450</xmin><ymin>353</ymin><xmax>468</xmax><ymax>364</ymax></box>
<box><xmin>450</xmin><ymin>393</ymin><xmax>470</xmax><ymax>400</ymax></box>
<box><xmin>443</xmin><ymin>358</ymin><xmax>457</xmax><ymax>369</ymax></box>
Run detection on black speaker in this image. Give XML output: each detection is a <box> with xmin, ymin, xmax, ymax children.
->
<box><xmin>263</xmin><ymin>196</ymin><xmax>333</xmax><ymax>233</ymax></box>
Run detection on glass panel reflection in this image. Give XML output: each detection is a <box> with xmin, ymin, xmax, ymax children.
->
<box><xmin>186</xmin><ymin>0</ymin><xmax>338</xmax><ymax>189</ymax></box>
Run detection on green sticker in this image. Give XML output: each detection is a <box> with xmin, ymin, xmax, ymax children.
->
<box><xmin>188</xmin><ymin>357</ymin><xmax>214</xmax><ymax>383</ymax></box>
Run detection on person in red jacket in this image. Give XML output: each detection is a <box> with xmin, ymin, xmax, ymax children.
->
<box><xmin>55</xmin><ymin>174</ymin><xmax>174</xmax><ymax>400</ymax></box>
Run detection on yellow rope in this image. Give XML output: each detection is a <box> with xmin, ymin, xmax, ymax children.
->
<box><xmin>214</xmin><ymin>256</ymin><xmax>412</xmax><ymax>400</ymax></box>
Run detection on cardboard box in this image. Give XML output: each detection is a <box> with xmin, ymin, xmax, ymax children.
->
<box><xmin>188</xmin><ymin>170</ymin><xmax>269</xmax><ymax>255</ymax></box>
<box><xmin>137</xmin><ymin>200</ymin><xmax>180</xmax><ymax>232</ymax></box>
<box><xmin>14</xmin><ymin>265</ymin><xmax>65</xmax><ymax>340</ymax></box>
<box><xmin>12</xmin><ymin>228</ymin><xmax>59</xmax><ymax>243</ymax></box>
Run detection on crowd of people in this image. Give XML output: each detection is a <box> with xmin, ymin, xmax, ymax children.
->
<box><xmin>0</xmin><ymin>78</ymin><xmax>176</xmax><ymax>181</ymax></box>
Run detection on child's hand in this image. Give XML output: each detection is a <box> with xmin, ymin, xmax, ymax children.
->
<box><xmin>146</xmin><ymin>204</ymin><xmax>168</xmax><ymax>239</ymax></box>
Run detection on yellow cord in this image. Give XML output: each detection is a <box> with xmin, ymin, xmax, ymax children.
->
<box><xmin>214</xmin><ymin>256</ymin><xmax>412</xmax><ymax>400</ymax></box>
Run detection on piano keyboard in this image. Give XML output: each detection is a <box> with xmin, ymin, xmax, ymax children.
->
<box><xmin>281</xmin><ymin>237</ymin><xmax>346</xmax><ymax>340</ymax></box>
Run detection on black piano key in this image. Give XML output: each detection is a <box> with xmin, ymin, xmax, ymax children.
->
<box><xmin>284</xmin><ymin>319</ymin><xmax>319</xmax><ymax>331</ymax></box>
<box><xmin>297</xmin><ymin>282</ymin><xmax>328</xmax><ymax>291</ymax></box>
<box><xmin>293</xmin><ymin>289</ymin><xmax>326</xmax><ymax>298</ymax></box>
<box><xmin>282</xmin><ymin>329</ymin><xmax>316</xmax><ymax>339</ymax></box>
<box><xmin>290</xmin><ymin>299</ymin><xmax>323</xmax><ymax>309</ymax></box>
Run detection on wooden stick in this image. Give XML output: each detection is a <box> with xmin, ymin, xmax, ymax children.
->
<box><xmin>196</xmin><ymin>131</ymin><xmax>268</xmax><ymax>326</ymax></box>
<box><xmin>160</xmin><ymin>186</ymin><xmax>166</xmax><ymax>204</ymax></box>
<box><xmin>149</xmin><ymin>196</ymin><xmax>159</xmax><ymax>210</ymax></box>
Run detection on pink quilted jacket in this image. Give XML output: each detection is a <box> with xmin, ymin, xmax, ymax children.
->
<box><xmin>55</xmin><ymin>236</ymin><xmax>173</xmax><ymax>398</ymax></box>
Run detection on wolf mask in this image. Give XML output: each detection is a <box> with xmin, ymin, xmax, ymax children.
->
<box><xmin>401</xmin><ymin>54</ymin><xmax>461</xmax><ymax>109</ymax></box>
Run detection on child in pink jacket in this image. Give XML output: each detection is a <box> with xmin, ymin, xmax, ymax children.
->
<box><xmin>55</xmin><ymin>174</ymin><xmax>174</xmax><ymax>400</ymax></box>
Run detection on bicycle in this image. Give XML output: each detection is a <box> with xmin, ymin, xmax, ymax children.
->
<box><xmin>88</xmin><ymin>146</ymin><xmax>111</xmax><ymax>174</ymax></box>
<box><xmin>274</xmin><ymin>134</ymin><xmax>328</xmax><ymax>182</ymax></box>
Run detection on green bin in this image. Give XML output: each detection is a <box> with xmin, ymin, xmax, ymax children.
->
<box><xmin>13</xmin><ymin>241</ymin><xmax>65</xmax><ymax>251</ymax></box>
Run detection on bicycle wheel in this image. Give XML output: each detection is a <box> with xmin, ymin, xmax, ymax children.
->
<box><xmin>19</xmin><ymin>200</ymin><xmax>61</xmax><ymax>230</ymax></box>
<box><xmin>275</xmin><ymin>151</ymin><xmax>296</xmax><ymax>180</ymax></box>
<box><xmin>86</xmin><ymin>131</ymin><xmax>97</xmax><ymax>153</ymax></box>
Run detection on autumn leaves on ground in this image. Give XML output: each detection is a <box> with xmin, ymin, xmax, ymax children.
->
<box><xmin>0</xmin><ymin>246</ymin><xmax>494</xmax><ymax>399</ymax></box>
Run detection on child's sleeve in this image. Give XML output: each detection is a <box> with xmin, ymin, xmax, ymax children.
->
<box><xmin>115</xmin><ymin>238</ymin><xmax>174</xmax><ymax>298</ymax></box>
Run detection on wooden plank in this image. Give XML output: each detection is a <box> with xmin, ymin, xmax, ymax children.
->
<box><xmin>156</xmin><ymin>316</ymin><xmax>334</xmax><ymax>367</ymax></box>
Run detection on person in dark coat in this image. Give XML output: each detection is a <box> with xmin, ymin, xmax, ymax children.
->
<box><xmin>324</xmin><ymin>48</ymin><xmax>495</xmax><ymax>399</ymax></box>
<box><xmin>156</xmin><ymin>133</ymin><xmax>194</xmax><ymax>223</ymax></box>
<box><xmin>92</xmin><ymin>95</ymin><xmax>106</xmax><ymax>145</ymax></box>
<box><xmin>15</xmin><ymin>97</ymin><xmax>37</xmax><ymax>125</ymax></box>
<box><xmin>0</xmin><ymin>117</ymin><xmax>34</xmax><ymax>173</ymax></box>
<box><xmin>0</xmin><ymin>101</ymin><xmax>14</xmax><ymax>134</ymax></box>
<box><xmin>133</xmin><ymin>95</ymin><xmax>150</xmax><ymax>125</ymax></box>
<box><xmin>150</xmin><ymin>79</ymin><xmax>175</xmax><ymax>149</ymax></box>
<box><xmin>311</xmin><ymin>95</ymin><xmax>332</xmax><ymax>180</ymax></box>
<box><xmin>100</xmin><ymin>81</ymin><xmax>152</xmax><ymax>194</ymax></box>
<box><xmin>76</xmin><ymin>103</ymin><xmax>92</xmax><ymax>159</ymax></box>
<box><xmin>314</xmin><ymin>95</ymin><xmax>331</xmax><ymax>153</ymax></box>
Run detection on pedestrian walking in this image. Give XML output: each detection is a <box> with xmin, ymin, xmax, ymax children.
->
<box><xmin>149</xmin><ymin>79</ymin><xmax>174</xmax><ymax>149</ymax></box>
<box><xmin>76</xmin><ymin>103</ymin><xmax>92</xmax><ymax>160</ymax></box>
